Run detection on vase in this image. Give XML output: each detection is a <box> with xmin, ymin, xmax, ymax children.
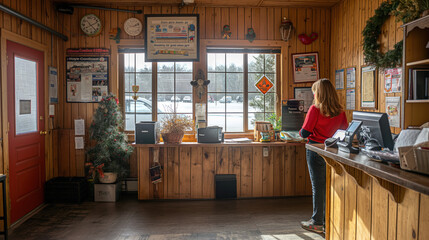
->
<box><xmin>162</xmin><ymin>132</ymin><xmax>184</xmax><ymax>144</ymax></box>
<box><xmin>99</xmin><ymin>172</ymin><xmax>118</xmax><ymax>184</ymax></box>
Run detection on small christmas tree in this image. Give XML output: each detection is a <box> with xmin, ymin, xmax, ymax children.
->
<box><xmin>86</xmin><ymin>93</ymin><xmax>133</xmax><ymax>181</ymax></box>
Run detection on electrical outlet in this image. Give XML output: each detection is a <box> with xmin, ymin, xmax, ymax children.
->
<box><xmin>263</xmin><ymin>147</ymin><xmax>269</xmax><ymax>157</ymax></box>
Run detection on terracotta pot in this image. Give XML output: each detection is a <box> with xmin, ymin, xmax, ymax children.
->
<box><xmin>162</xmin><ymin>132</ymin><xmax>184</xmax><ymax>144</ymax></box>
<box><xmin>99</xmin><ymin>172</ymin><xmax>118</xmax><ymax>184</ymax></box>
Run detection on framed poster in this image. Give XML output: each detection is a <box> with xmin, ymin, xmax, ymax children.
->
<box><xmin>346</xmin><ymin>67</ymin><xmax>356</xmax><ymax>88</ymax></box>
<box><xmin>292</xmin><ymin>52</ymin><xmax>319</xmax><ymax>83</ymax></box>
<box><xmin>335</xmin><ymin>69</ymin><xmax>344</xmax><ymax>89</ymax></box>
<box><xmin>386</xmin><ymin>96</ymin><xmax>400</xmax><ymax>128</ymax></box>
<box><xmin>66</xmin><ymin>56</ymin><xmax>109</xmax><ymax>103</ymax></box>
<box><xmin>294</xmin><ymin>87</ymin><xmax>314</xmax><ymax>112</ymax></box>
<box><xmin>361</xmin><ymin>66</ymin><xmax>378</xmax><ymax>109</ymax></box>
<box><xmin>145</xmin><ymin>14</ymin><xmax>199</xmax><ymax>62</ymax></box>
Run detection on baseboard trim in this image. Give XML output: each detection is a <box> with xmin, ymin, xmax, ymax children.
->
<box><xmin>9</xmin><ymin>203</ymin><xmax>47</xmax><ymax>232</ymax></box>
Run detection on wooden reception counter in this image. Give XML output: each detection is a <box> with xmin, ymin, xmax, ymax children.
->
<box><xmin>306</xmin><ymin>144</ymin><xmax>429</xmax><ymax>240</ymax></box>
<box><xmin>136</xmin><ymin>142</ymin><xmax>312</xmax><ymax>200</ymax></box>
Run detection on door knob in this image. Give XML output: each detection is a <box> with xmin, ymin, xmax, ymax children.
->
<box><xmin>40</xmin><ymin>131</ymin><xmax>47</xmax><ymax>135</ymax></box>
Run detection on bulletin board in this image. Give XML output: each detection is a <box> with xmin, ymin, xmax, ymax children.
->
<box><xmin>66</xmin><ymin>56</ymin><xmax>109</xmax><ymax>102</ymax></box>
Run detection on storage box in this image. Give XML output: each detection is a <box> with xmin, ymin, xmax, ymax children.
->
<box><xmin>45</xmin><ymin>177</ymin><xmax>88</xmax><ymax>203</ymax></box>
<box><xmin>94</xmin><ymin>182</ymin><xmax>121</xmax><ymax>202</ymax></box>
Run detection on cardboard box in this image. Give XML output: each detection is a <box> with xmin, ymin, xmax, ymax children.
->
<box><xmin>94</xmin><ymin>182</ymin><xmax>121</xmax><ymax>202</ymax></box>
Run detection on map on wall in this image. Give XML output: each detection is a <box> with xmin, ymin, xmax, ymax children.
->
<box><xmin>66</xmin><ymin>57</ymin><xmax>109</xmax><ymax>102</ymax></box>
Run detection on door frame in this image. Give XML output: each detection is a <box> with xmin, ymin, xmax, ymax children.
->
<box><xmin>1</xmin><ymin>29</ymin><xmax>49</xmax><ymax>227</ymax></box>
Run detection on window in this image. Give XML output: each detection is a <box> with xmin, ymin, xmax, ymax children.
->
<box><xmin>207</xmin><ymin>51</ymin><xmax>278</xmax><ymax>132</ymax></box>
<box><xmin>122</xmin><ymin>52</ymin><xmax>193</xmax><ymax>131</ymax></box>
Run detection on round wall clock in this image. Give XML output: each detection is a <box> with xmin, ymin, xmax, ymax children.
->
<box><xmin>80</xmin><ymin>14</ymin><xmax>102</xmax><ymax>37</ymax></box>
<box><xmin>124</xmin><ymin>17</ymin><xmax>143</xmax><ymax>36</ymax></box>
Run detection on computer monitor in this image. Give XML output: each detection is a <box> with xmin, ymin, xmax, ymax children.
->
<box><xmin>352</xmin><ymin>111</ymin><xmax>394</xmax><ymax>150</ymax></box>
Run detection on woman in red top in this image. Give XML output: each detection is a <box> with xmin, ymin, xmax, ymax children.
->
<box><xmin>299</xmin><ymin>79</ymin><xmax>348</xmax><ymax>233</ymax></box>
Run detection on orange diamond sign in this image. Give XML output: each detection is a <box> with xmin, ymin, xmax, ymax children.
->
<box><xmin>255</xmin><ymin>75</ymin><xmax>274</xmax><ymax>95</ymax></box>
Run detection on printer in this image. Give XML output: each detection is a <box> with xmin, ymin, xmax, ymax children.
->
<box><xmin>197</xmin><ymin>126</ymin><xmax>224</xmax><ymax>143</ymax></box>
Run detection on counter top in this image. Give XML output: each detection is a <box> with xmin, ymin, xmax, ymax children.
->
<box><xmin>134</xmin><ymin>141</ymin><xmax>305</xmax><ymax>147</ymax></box>
<box><xmin>306</xmin><ymin>144</ymin><xmax>429</xmax><ymax>196</ymax></box>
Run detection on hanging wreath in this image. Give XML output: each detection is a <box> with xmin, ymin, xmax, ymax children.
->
<box><xmin>362</xmin><ymin>0</ymin><xmax>403</xmax><ymax>69</ymax></box>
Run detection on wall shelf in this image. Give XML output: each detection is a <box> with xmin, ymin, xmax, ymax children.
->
<box><xmin>406</xmin><ymin>59</ymin><xmax>429</xmax><ymax>66</ymax></box>
<box><xmin>406</xmin><ymin>99</ymin><xmax>429</xmax><ymax>103</ymax></box>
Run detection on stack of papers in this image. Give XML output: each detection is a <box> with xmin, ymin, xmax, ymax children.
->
<box><xmin>224</xmin><ymin>138</ymin><xmax>253</xmax><ymax>143</ymax></box>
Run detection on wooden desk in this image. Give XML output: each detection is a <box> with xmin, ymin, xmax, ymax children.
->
<box><xmin>306</xmin><ymin>144</ymin><xmax>429</xmax><ymax>240</ymax></box>
<box><xmin>136</xmin><ymin>142</ymin><xmax>311</xmax><ymax>200</ymax></box>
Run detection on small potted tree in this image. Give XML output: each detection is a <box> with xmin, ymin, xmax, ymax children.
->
<box><xmin>87</xmin><ymin>93</ymin><xmax>134</xmax><ymax>184</ymax></box>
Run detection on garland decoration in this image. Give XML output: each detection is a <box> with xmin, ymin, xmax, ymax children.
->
<box><xmin>362</xmin><ymin>0</ymin><xmax>403</xmax><ymax>69</ymax></box>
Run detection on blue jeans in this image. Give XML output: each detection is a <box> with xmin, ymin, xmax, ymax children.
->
<box><xmin>306</xmin><ymin>149</ymin><xmax>326</xmax><ymax>225</ymax></box>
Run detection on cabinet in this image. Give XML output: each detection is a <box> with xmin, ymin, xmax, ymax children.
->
<box><xmin>401</xmin><ymin>15</ymin><xmax>429</xmax><ymax>128</ymax></box>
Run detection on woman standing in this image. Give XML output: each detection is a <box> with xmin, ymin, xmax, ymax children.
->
<box><xmin>299</xmin><ymin>79</ymin><xmax>348</xmax><ymax>233</ymax></box>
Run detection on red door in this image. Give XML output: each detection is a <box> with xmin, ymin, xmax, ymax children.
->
<box><xmin>7</xmin><ymin>40</ymin><xmax>45</xmax><ymax>223</ymax></box>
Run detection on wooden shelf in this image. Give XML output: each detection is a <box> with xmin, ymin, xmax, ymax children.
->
<box><xmin>406</xmin><ymin>59</ymin><xmax>429</xmax><ymax>66</ymax></box>
<box><xmin>406</xmin><ymin>99</ymin><xmax>429</xmax><ymax>103</ymax></box>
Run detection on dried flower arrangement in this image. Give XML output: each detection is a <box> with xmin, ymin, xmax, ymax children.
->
<box><xmin>160</xmin><ymin>114</ymin><xmax>193</xmax><ymax>144</ymax></box>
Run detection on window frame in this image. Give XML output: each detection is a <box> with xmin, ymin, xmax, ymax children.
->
<box><xmin>206</xmin><ymin>49</ymin><xmax>281</xmax><ymax>133</ymax></box>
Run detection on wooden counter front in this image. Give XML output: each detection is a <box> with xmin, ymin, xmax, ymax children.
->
<box><xmin>136</xmin><ymin>142</ymin><xmax>311</xmax><ymax>200</ymax></box>
<box><xmin>306</xmin><ymin>144</ymin><xmax>429</xmax><ymax>240</ymax></box>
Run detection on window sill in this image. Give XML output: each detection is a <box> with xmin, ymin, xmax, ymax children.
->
<box><xmin>127</xmin><ymin>132</ymin><xmax>254</xmax><ymax>143</ymax></box>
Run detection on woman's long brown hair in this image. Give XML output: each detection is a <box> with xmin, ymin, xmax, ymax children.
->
<box><xmin>312</xmin><ymin>78</ymin><xmax>343</xmax><ymax>117</ymax></box>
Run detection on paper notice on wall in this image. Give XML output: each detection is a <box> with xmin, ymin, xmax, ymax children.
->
<box><xmin>346</xmin><ymin>67</ymin><xmax>356</xmax><ymax>88</ymax></box>
<box><xmin>386</xmin><ymin>97</ymin><xmax>400</xmax><ymax>128</ymax></box>
<box><xmin>384</xmin><ymin>68</ymin><xmax>402</xmax><ymax>93</ymax></box>
<box><xmin>49</xmin><ymin>66</ymin><xmax>58</xmax><ymax>103</ymax></box>
<box><xmin>346</xmin><ymin>89</ymin><xmax>356</xmax><ymax>110</ymax></box>
<box><xmin>74</xmin><ymin>119</ymin><xmax>85</xmax><ymax>136</ymax></box>
<box><xmin>335</xmin><ymin>69</ymin><xmax>344</xmax><ymax>89</ymax></box>
<box><xmin>75</xmin><ymin>137</ymin><xmax>84</xmax><ymax>150</ymax></box>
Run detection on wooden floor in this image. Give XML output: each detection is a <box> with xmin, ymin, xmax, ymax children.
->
<box><xmin>9</xmin><ymin>194</ymin><xmax>324</xmax><ymax>240</ymax></box>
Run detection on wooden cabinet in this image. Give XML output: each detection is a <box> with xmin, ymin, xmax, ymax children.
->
<box><xmin>402</xmin><ymin>15</ymin><xmax>429</xmax><ymax>128</ymax></box>
<box><xmin>136</xmin><ymin>142</ymin><xmax>312</xmax><ymax>200</ymax></box>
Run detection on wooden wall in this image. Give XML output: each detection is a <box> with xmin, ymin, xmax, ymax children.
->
<box><xmin>56</xmin><ymin>5</ymin><xmax>332</xmax><ymax>177</ymax></box>
<box><xmin>330</xmin><ymin>0</ymin><xmax>402</xmax><ymax>134</ymax></box>
<box><xmin>0</xmin><ymin>0</ymin><xmax>64</xmax><ymax>180</ymax></box>
<box><xmin>137</xmin><ymin>144</ymin><xmax>312</xmax><ymax>200</ymax></box>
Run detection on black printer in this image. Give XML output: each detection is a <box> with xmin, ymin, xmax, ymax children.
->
<box><xmin>197</xmin><ymin>126</ymin><xmax>224</xmax><ymax>143</ymax></box>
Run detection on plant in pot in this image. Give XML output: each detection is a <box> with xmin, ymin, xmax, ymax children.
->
<box><xmin>160</xmin><ymin>113</ymin><xmax>193</xmax><ymax>144</ymax></box>
<box><xmin>267</xmin><ymin>113</ymin><xmax>282</xmax><ymax>140</ymax></box>
<box><xmin>86</xmin><ymin>93</ymin><xmax>134</xmax><ymax>184</ymax></box>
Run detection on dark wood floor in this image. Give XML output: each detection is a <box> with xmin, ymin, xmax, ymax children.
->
<box><xmin>9</xmin><ymin>194</ymin><xmax>323</xmax><ymax>240</ymax></box>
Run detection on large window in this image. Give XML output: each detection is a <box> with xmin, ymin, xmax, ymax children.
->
<box><xmin>207</xmin><ymin>51</ymin><xmax>278</xmax><ymax>132</ymax></box>
<box><xmin>122</xmin><ymin>52</ymin><xmax>192</xmax><ymax>131</ymax></box>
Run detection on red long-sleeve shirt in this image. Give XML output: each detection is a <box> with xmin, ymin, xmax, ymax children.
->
<box><xmin>300</xmin><ymin>105</ymin><xmax>348</xmax><ymax>143</ymax></box>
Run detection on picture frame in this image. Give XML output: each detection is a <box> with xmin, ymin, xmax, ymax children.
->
<box><xmin>294</xmin><ymin>87</ymin><xmax>314</xmax><ymax>112</ymax></box>
<box><xmin>144</xmin><ymin>14</ymin><xmax>200</xmax><ymax>62</ymax></box>
<box><xmin>66</xmin><ymin>56</ymin><xmax>109</xmax><ymax>103</ymax></box>
<box><xmin>292</xmin><ymin>52</ymin><xmax>319</xmax><ymax>83</ymax></box>
<box><xmin>361</xmin><ymin>65</ymin><xmax>378</xmax><ymax>109</ymax></box>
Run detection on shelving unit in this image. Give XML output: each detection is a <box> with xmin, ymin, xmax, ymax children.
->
<box><xmin>401</xmin><ymin>15</ymin><xmax>429</xmax><ymax>128</ymax></box>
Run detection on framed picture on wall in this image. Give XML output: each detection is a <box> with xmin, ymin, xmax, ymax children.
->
<box><xmin>361</xmin><ymin>66</ymin><xmax>378</xmax><ymax>109</ymax></box>
<box><xmin>294</xmin><ymin>87</ymin><xmax>314</xmax><ymax>112</ymax></box>
<box><xmin>144</xmin><ymin>14</ymin><xmax>200</xmax><ymax>62</ymax></box>
<box><xmin>292</xmin><ymin>52</ymin><xmax>319</xmax><ymax>83</ymax></box>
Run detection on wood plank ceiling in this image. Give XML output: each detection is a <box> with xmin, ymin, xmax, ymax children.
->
<box><xmin>52</xmin><ymin>0</ymin><xmax>341</xmax><ymax>7</ymax></box>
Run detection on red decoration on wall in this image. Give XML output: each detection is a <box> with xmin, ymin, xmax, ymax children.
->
<box><xmin>298</xmin><ymin>32</ymin><xmax>318</xmax><ymax>45</ymax></box>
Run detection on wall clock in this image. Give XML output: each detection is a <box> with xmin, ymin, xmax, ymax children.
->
<box><xmin>80</xmin><ymin>14</ymin><xmax>102</xmax><ymax>37</ymax></box>
<box><xmin>124</xmin><ymin>17</ymin><xmax>142</xmax><ymax>36</ymax></box>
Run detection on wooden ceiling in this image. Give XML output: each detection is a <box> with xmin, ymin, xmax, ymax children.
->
<box><xmin>53</xmin><ymin>0</ymin><xmax>342</xmax><ymax>8</ymax></box>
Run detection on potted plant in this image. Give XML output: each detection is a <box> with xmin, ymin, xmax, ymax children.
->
<box><xmin>267</xmin><ymin>113</ymin><xmax>282</xmax><ymax>140</ymax></box>
<box><xmin>86</xmin><ymin>93</ymin><xmax>134</xmax><ymax>183</ymax></box>
<box><xmin>160</xmin><ymin>113</ymin><xmax>193</xmax><ymax>144</ymax></box>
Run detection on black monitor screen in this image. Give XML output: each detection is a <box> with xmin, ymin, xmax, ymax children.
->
<box><xmin>352</xmin><ymin>111</ymin><xmax>394</xmax><ymax>150</ymax></box>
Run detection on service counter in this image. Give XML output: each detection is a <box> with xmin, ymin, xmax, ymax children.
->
<box><xmin>136</xmin><ymin>142</ymin><xmax>312</xmax><ymax>200</ymax></box>
<box><xmin>306</xmin><ymin>144</ymin><xmax>429</xmax><ymax>240</ymax></box>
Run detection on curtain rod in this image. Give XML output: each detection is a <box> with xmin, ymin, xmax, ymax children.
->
<box><xmin>0</xmin><ymin>4</ymin><xmax>68</xmax><ymax>41</ymax></box>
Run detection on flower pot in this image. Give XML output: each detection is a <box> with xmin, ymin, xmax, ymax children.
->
<box><xmin>162</xmin><ymin>132</ymin><xmax>184</xmax><ymax>144</ymax></box>
<box><xmin>98</xmin><ymin>172</ymin><xmax>118</xmax><ymax>184</ymax></box>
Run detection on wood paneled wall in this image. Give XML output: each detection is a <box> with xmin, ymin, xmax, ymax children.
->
<box><xmin>56</xmin><ymin>5</ymin><xmax>331</xmax><ymax>177</ymax></box>
<box><xmin>138</xmin><ymin>144</ymin><xmax>312</xmax><ymax>200</ymax></box>
<box><xmin>0</xmin><ymin>0</ymin><xmax>64</xmax><ymax>180</ymax></box>
<box><xmin>330</xmin><ymin>0</ymin><xmax>403</xmax><ymax>134</ymax></box>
